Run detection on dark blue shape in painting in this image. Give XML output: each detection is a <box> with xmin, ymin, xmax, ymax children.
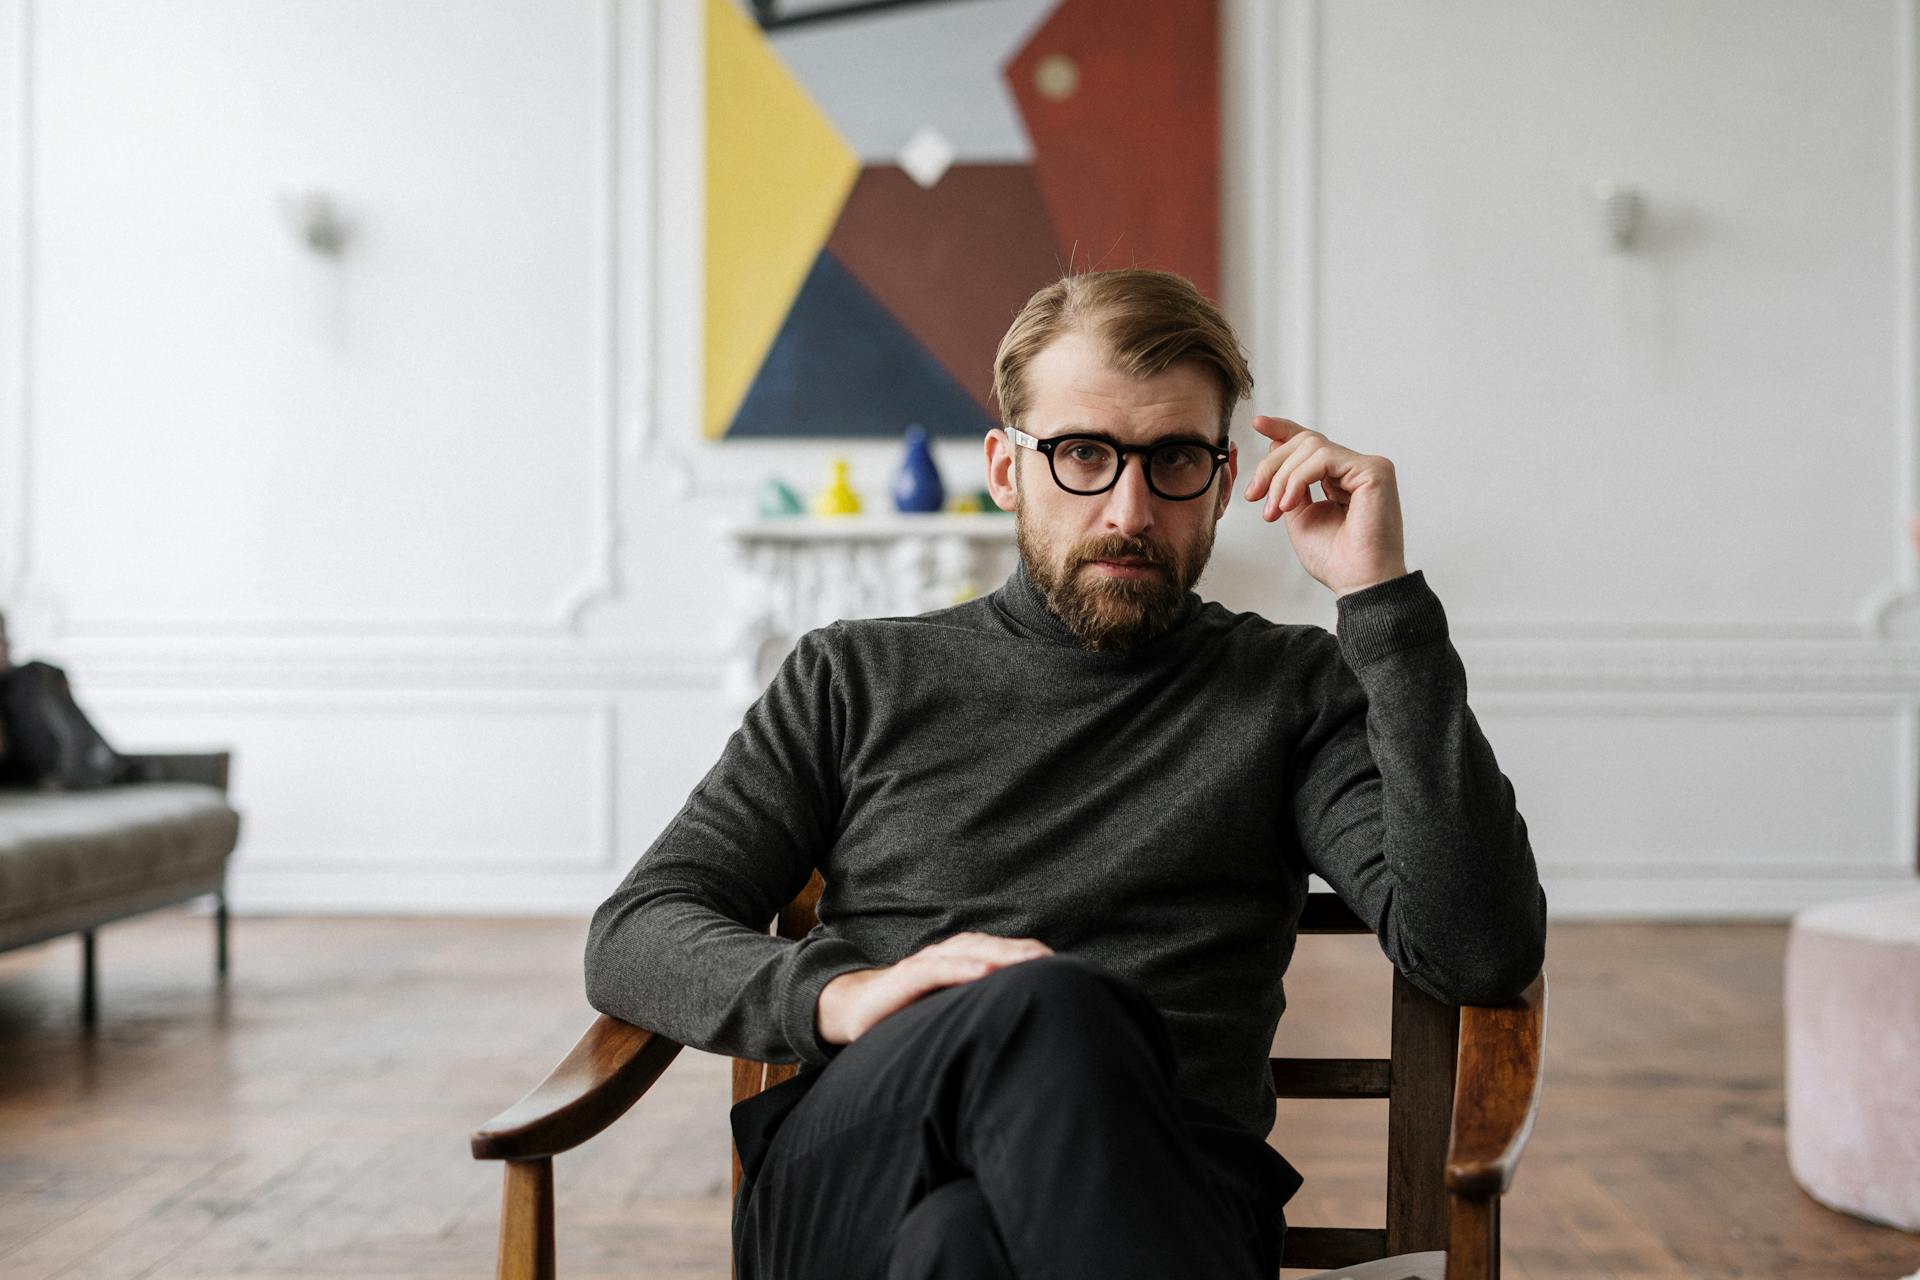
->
<box><xmin>727</xmin><ymin>250</ymin><xmax>997</xmax><ymax>439</ymax></box>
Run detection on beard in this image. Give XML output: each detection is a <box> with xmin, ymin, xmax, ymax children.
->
<box><xmin>1016</xmin><ymin>494</ymin><xmax>1218</xmax><ymax>652</ymax></box>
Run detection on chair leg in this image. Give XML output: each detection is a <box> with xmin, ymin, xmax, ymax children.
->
<box><xmin>215</xmin><ymin>890</ymin><xmax>229</xmax><ymax>979</ymax></box>
<box><xmin>497</xmin><ymin>1158</ymin><xmax>555</xmax><ymax>1280</ymax></box>
<box><xmin>1445</xmin><ymin>1195</ymin><xmax>1499</xmax><ymax>1280</ymax></box>
<box><xmin>80</xmin><ymin>929</ymin><xmax>97</xmax><ymax>1030</ymax></box>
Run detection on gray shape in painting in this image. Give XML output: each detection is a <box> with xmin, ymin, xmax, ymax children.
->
<box><xmin>765</xmin><ymin>0</ymin><xmax>1057</xmax><ymax>164</ymax></box>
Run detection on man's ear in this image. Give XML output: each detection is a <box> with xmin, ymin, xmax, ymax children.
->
<box><xmin>985</xmin><ymin>428</ymin><xmax>1019</xmax><ymax>512</ymax></box>
<box><xmin>1214</xmin><ymin>440</ymin><xmax>1238</xmax><ymax>521</ymax></box>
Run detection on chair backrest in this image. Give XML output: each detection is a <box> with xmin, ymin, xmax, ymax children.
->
<box><xmin>729</xmin><ymin>874</ymin><xmax>1459</xmax><ymax>1274</ymax></box>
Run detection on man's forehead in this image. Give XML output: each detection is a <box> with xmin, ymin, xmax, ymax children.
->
<box><xmin>1025</xmin><ymin>336</ymin><xmax>1221</xmax><ymax>436</ymax></box>
<box><xmin>1026</xmin><ymin>389</ymin><xmax>1221</xmax><ymax>441</ymax></box>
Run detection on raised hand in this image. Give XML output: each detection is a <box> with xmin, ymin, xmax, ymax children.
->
<box><xmin>1242</xmin><ymin>415</ymin><xmax>1409</xmax><ymax>598</ymax></box>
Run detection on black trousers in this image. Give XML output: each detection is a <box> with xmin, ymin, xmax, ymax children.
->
<box><xmin>729</xmin><ymin>953</ymin><xmax>1303</xmax><ymax>1280</ymax></box>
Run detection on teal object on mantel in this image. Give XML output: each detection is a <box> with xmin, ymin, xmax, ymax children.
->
<box><xmin>891</xmin><ymin>423</ymin><xmax>945</xmax><ymax>513</ymax></box>
<box><xmin>756</xmin><ymin>476</ymin><xmax>806</xmax><ymax>517</ymax></box>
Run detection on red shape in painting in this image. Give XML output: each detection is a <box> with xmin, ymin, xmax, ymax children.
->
<box><xmin>1004</xmin><ymin>0</ymin><xmax>1220</xmax><ymax>301</ymax></box>
<box><xmin>826</xmin><ymin>164</ymin><xmax>1067</xmax><ymax>415</ymax></box>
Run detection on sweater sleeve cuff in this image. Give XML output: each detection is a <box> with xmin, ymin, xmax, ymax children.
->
<box><xmin>1334</xmin><ymin>569</ymin><xmax>1448</xmax><ymax>671</ymax></box>
<box><xmin>779</xmin><ymin>934</ymin><xmax>882</xmax><ymax>1067</ymax></box>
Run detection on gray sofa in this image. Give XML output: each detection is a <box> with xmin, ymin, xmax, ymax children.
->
<box><xmin>0</xmin><ymin>617</ymin><xmax>240</xmax><ymax>1025</ymax></box>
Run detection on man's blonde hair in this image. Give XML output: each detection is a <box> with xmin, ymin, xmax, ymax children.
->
<box><xmin>991</xmin><ymin>269</ymin><xmax>1254</xmax><ymax>441</ymax></box>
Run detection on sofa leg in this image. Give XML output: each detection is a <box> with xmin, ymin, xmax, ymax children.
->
<box><xmin>216</xmin><ymin>890</ymin><xmax>229</xmax><ymax>979</ymax></box>
<box><xmin>80</xmin><ymin>929</ymin><xmax>97</xmax><ymax>1029</ymax></box>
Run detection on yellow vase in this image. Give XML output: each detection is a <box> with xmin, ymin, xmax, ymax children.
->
<box><xmin>814</xmin><ymin>458</ymin><xmax>862</xmax><ymax>516</ymax></box>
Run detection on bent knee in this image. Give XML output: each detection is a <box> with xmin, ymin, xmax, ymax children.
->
<box><xmin>945</xmin><ymin>954</ymin><xmax>1180</xmax><ymax>1087</ymax></box>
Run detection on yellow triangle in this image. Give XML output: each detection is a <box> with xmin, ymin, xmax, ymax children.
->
<box><xmin>705</xmin><ymin>0</ymin><xmax>860</xmax><ymax>440</ymax></box>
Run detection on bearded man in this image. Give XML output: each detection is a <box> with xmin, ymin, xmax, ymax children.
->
<box><xmin>585</xmin><ymin>269</ymin><xmax>1547</xmax><ymax>1280</ymax></box>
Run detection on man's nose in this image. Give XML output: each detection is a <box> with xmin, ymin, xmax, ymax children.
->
<box><xmin>1101</xmin><ymin>458</ymin><xmax>1156</xmax><ymax>537</ymax></box>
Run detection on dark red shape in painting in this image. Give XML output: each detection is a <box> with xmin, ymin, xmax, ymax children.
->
<box><xmin>826</xmin><ymin>163</ymin><xmax>1067</xmax><ymax>416</ymax></box>
<box><xmin>1004</xmin><ymin>0</ymin><xmax>1219</xmax><ymax>301</ymax></box>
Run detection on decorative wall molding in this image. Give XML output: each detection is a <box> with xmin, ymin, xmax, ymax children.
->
<box><xmin>1471</xmin><ymin>692</ymin><xmax>1919</xmax><ymax>886</ymax></box>
<box><xmin>220</xmin><ymin>866</ymin><xmax>1907</xmax><ymax>921</ymax></box>
<box><xmin>9</xmin><ymin>0</ymin><xmax>632</xmax><ymax>642</ymax></box>
<box><xmin>1547</xmin><ymin>860</ymin><xmax>1910</xmax><ymax>879</ymax></box>
<box><xmin>1866</xmin><ymin>0</ymin><xmax>1920</xmax><ymax>640</ymax></box>
<box><xmin>2</xmin><ymin>0</ymin><xmax>32</xmax><ymax>603</ymax></box>
<box><xmin>66</xmin><ymin>642</ymin><xmax>726</xmax><ymax>691</ymax></box>
<box><xmin>1294</xmin><ymin>0</ymin><xmax>1915</xmax><ymax>644</ymax></box>
<box><xmin>98</xmin><ymin>691</ymin><xmax>622</xmax><ymax>875</ymax></box>
<box><xmin>49</xmin><ymin>632</ymin><xmax>1920</xmax><ymax>699</ymax></box>
<box><xmin>1461</xmin><ymin>639</ymin><xmax>1920</xmax><ymax>696</ymax></box>
<box><xmin>552</xmin><ymin>0</ymin><xmax>626</xmax><ymax>632</ymax></box>
<box><xmin>222</xmin><ymin>865</ymin><xmax>623</xmax><ymax>915</ymax></box>
<box><xmin>1275</xmin><ymin>0</ymin><xmax>1319</xmax><ymax>429</ymax></box>
<box><xmin>1901</xmin><ymin>703</ymin><xmax>1918</xmax><ymax>875</ymax></box>
<box><xmin>1538</xmin><ymin>868</ymin><xmax>1920</xmax><ymax>921</ymax></box>
<box><xmin>618</xmin><ymin>0</ymin><xmax>660</xmax><ymax>469</ymax></box>
<box><xmin>1221</xmin><ymin>0</ymin><xmax>1278</xmax><ymax>424</ymax></box>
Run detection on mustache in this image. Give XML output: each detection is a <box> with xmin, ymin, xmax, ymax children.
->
<box><xmin>1066</xmin><ymin>536</ymin><xmax>1171</xmax><ymax>572</ymax></box>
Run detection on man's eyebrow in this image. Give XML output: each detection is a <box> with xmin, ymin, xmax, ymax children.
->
<box><xmin>1052</xmin><ymin>424</ymin><xmax>1222</xmax><ymax>443</ymax></box>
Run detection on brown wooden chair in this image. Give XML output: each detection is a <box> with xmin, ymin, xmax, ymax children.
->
<box><xmin>471</xmin><ymin>875</ymin><xmax>1547</xmax><ymax>1280</ymax></box>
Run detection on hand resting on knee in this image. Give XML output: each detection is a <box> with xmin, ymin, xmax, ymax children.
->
<box><xmin>816</xmin><ymin>932</ymin><xmax>1054</xmax><ymax>1046</ymax></box>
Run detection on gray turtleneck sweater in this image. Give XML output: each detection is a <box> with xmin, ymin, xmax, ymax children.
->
<box><xmin>585</xmin><ymin>564</ymin><xmax>1546</xmax><ymax>1138</ymax></box>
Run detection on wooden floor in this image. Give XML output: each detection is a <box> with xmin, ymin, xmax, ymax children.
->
<box><xmin>0</xmin><ymin>911</ymin><xmax>1915</xmax><ymax>1279</ymax></box>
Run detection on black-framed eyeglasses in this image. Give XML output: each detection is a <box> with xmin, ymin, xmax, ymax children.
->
<box><xmin>1006</xmin><ymin>428</ymin><xmax>1230</xmax><ymax>501</ymax></box>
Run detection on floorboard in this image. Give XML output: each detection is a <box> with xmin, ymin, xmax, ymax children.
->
<box><xmin>0</xmin><ymin>910</ymin><xmax>1912</xmax><ymax>1278</ymax></box>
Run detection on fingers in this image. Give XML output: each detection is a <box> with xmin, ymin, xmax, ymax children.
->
<box><xmin>1243</xmin><ymin>423</ymin><xmax>1322</xmax><ymax>502</ymax></box>
<box><xmin>1251</xmin><ymin>437</ymin><xmax>1338</xmax><ymax>521</ymax></box>
<box><xmin>900</xmin><ymin>932</ymin><xmax>1052</xmax><ymax>992</ymax></box>
<box><xmin>901</xmin><ymin>953</ymin><xmax>996</xmax><ymax>995</ymax></box>
<box><xmin>853</xmin><ymin>935</ymin><xmax>1055</xmax><ymax>1037</ymax></box>
<box><xmin>1273</xmin><ymin>441</ymin><xmax>1342</xmax><ymax>518</ymax></box>
<box><xmin>934</xmin><ymin>932</ymin><xmax>1054</xmax><ymax>966</ymax></box>
<box><xmin>1250</xmin><ymin>436</ymin><xmax>1391</xmax><ymax>522</ymax></box>
<box><xmin>1250</xmin><ymin>414</ymin><xmax>1307</xmax><ymax>443</ymax></box>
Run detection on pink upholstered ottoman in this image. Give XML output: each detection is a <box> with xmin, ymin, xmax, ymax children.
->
<box><xmin>1784</xmin><ymin>889</ymin><xmax>1920</xmax><ymax>1232</ymax></box>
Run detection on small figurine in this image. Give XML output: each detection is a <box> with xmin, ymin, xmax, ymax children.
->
<box><xmin>891</xmin><ymin>423</ymin><xmax>946</xmax><ymax>513</ymax></box>
<box><xmin>814</xmin><ymin>458</ymin><xmax>862</xmax><ymax>516</ymax></box>
<box><xmin>756</xmin><ymin>475</ymin><xmax>806</xmax><ymax>517</ymax></box>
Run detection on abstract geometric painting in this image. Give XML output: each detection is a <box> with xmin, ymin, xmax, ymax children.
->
<box><xmin>704</xmin><ymin>0</ymin><xmax>1220</xmax><ymax>440</ymax></box>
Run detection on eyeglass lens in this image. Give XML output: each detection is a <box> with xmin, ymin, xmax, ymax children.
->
<box><xmin>1051</xmin><ymin>438</ymin><xmax>1219</xmax><ymax>499</ymax></box>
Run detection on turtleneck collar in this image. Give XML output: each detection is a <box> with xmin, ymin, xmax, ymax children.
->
<box><xmin>990</xmin><ymin>554</ymin><xmax>1204</xmax><ymax>655</ymax></box>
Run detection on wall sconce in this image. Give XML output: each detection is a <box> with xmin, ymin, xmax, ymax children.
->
<box><xmin>278</xmin><ymin>189</ymin><xmax>351</xmax><ymax>257</ymax></box>
<box><xmin>1590</xmin><ymin>180</ymin><xmax>1645</xmax><ymax>252</ymax></box>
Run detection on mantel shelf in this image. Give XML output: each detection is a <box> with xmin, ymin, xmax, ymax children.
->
<box><xmin>717</xmin><ymin>513</ymin><xmax>1017</xmax><ymax>542</ymax></box>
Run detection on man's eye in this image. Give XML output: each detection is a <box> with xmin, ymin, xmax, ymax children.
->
<box><xmin>1155</xmin><ymin>446</ymin><xmax>1204</xmax><ymax>470</ymax></box>
<box><xmin>1064</xmin><ymin>444</ymin><xmax>1109</xmax><ymax>465</ymax></box>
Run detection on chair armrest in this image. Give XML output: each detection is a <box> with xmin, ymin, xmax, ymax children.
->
<box><xmin>1444</xmin><ymin>971</ymin><xmax>1547</xmax><ymax>1197</ymax></box>
<box><xmin>470</xmin><ymin>1014</ymin><xmax>685</xmax><ymax>1162</ymax></box>
<box><xmin>122</xmin><ymin>751</ymin><xmax>232</xmax><ymax>791</ymax></box>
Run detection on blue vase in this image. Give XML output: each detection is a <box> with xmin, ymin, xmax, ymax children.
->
<box><xmin>891</xmin><ymin>423</ymin><xmax>945</xmax><ymax>513</ymax></box>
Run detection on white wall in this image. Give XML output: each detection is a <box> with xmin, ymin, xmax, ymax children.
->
<box><xmin>3</xmin><ymin>0</ymin><xmax>1916</xmax><ymax>918</ymax></box>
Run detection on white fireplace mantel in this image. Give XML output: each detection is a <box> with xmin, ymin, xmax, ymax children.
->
<box><xmin>717</xmin><ymin>513</ymin><xmax>1018</xmax><ymax>713</ymax></box>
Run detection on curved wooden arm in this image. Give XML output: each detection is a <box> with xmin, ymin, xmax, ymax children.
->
<box><xmin>470</xmin><ymin>1014</ymin><xmax>685</xmax><ymax>1162</ymax></box>
<box><xmin>1444</xmin><ymin>971</ymin><xmax>1547</xmax><ymax>1197</ymax></box>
